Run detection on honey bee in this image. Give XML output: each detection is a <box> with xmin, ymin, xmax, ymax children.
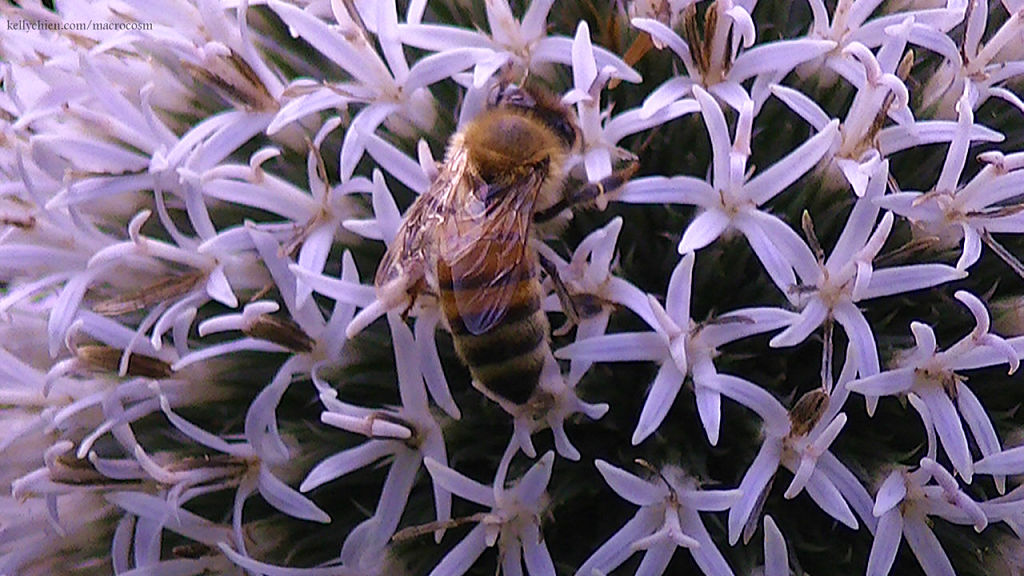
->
<box><xmin>368</xmin><ymin>83</ymin><xmax>636</xmax><ymax>407</ymax></box>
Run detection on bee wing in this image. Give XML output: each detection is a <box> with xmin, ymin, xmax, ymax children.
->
<box><xmin>440</xmin><ymin>171</ymin><xmax>546</xmax><ymax>335</ymax></box>
<box><xmin>374</xmin><ymin>193</ymin><xmax>438</xmax><ymax>289</ymax></box>
<box><xmin>374</xmin><ymin>153</ymin><xmax>466</xmax><ymax>292</ymax></box>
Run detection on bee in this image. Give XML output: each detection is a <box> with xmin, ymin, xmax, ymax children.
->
<box><xmin>368</xmin><ymin>83</ymin><xmax>636</xmax><ymax>407</ymax></box>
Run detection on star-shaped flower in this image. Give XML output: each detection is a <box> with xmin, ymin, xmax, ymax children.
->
<box><xmin>849</xmin><ymin>291</ymin><xmax>1020</xmax><ymax>485</ymax></box>
<box><xmin>575</xmin><ymin>460</ymin><xmax>741</xmax><ymax>576</ymax></box>
<box><xmin>633</xmin><ymin>1</ymin><xmax>837</xmax><ymax>112</ymax></box>
<box><xmin>558</xmin><ymin>251</ymin><xmax>796</xmax><ymax>445</ymax></box>
<box><xmin>423</xmin><ymin>451</ymin><xmax>558</xmax><ymax>576</ymax></box>
<box><xmin>711</xmin><ymin>348</ymin><xmax>876</xmax><ymax>544</ymax></box>
<box><xmin>770</xmin><ymin>161</ymin><xmax>965</xmax><ymax>383</ymax></box>
<box><xmin>301</xmin><ymin>313</ymin><xmax>450</xmax><ymax>571</ymax></box>
<box><xmin>396</xmin><ymin>0</ymin><xmax>640</xmax><ymax>96</ymax></box>
<box><xmin>772</xmin><ymin>23</ymin><xmax>1001</xmax><ymax>197</ymax></box>
<box><xmin>619</xmin><ymin>86</ymin><xmax>840</xmax><ymax>297</ymax></box>
<box><xmin>878</xmin><ymin>88</ymin><xmax>1024</xmax><ymax>274</ymax></box>
<box><xmin>867</xmin><ymin>458</ymin><xmax>990</xmax><ymax>576</ymax></box>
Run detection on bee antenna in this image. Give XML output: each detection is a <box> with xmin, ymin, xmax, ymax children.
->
<box><xmin>633</xmin><ymin>458</ymin><xmax>674</xmax><ymax>494</ymax></box>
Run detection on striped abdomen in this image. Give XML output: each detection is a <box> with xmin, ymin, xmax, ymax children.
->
<box><xmin>438</xmin><ymin>259</ymin><xmax>550</xmax><ymax>405</ymax></box>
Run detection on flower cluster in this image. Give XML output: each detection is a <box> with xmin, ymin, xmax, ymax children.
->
<box><xmin>3</xmin><ymin>0</ymin><xmax>1024</xmax><ymax>575</ymax></box>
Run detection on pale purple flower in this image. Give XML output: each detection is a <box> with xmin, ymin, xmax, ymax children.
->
<box><xmin>761</xmin><ymin>516</ymin><xmax>792</xmax><ymax>576</ymax></box>
<box><xmin>0</xmin><ymin>493</ymin><xmax>115</xmax><ymax>576</ymax></box>
<box><xmin>38</xmin><ymin>311</ymin><xmax>202</xmax><ymax>462</ymax></box>
<box><xmin>922</xmin><ymin>0</ymin><xmax>1024</xmax><ymax>114</ymax></box>
<box><xmin>973</xmin><ymin>481</ymin><xmax>1024</xmax><ymax>540</ymax></box>
<box><xmin>770</xmin><ymin>161</ymin><xmax>966</xmax><ymax>382</ymax></box>
<box><xmin>79</xmin><ymin>209</ymin><xmax>271</xmax><ymax>356</ymax></box>
<box><xmin>0</xmin><ymin>196</ymin><xmax>132</xmax><ymax>358</ymax></box>
<box><xmin>267</xmin><ymin>0</ymin><xmax>487</xmax><ymax>179</ymax></box>
<box><xmin>557</xmin><ymin>251</ymin><xmax>797</xmax><ymax>445</ymax></box>
<box><xmin>535</xmin><ymin>217</ymin><xmax>658</xmax><ymax>385</ymax></box>
<box><xmin>170</xmin><ymin>227</ymin><xmax>358</xmax><ymax>376</ymax></box>
<box><xmin>339</xmin><ymin>165</ymin><xmax>434</xmax><ymax>332</ymax></box>
<box><xmin>151</xmin><ymin>362</ymin><xmax>332</xmax><ymax>537</ymax></box>
<box><xmin>575</xmin><ymin>460</ymin><xmax>741</xmax><ymax>576</ymax></box>
<box><xmin>105</xmin><ymin>491</ymin><xmax>240</xmax><ymax>575</ymax></box>
<box><xmin>301</xmin><ymin>312</ymin><xmax>450</xmax><ymax>571</ymax></box>
<box><xmin>298</xmin><ymin>171</ymin><xmax>460</xmax><ymax>418</ymax></box>
<box><xmin>802</xmin><ymin>0</ymin><xmax>965</xmax><ymax>84</ymax></box>
<box><xmin>972</xmin><ymin>418</ymin><xmax>1024</xmax><ymax>484</ymax></box>
<box><xmin>396</xmin><ymin>0</ymin><xmax>640</xmax><ymax>95</ymax></box>
<box><xmin>619</xmin><ymin>86</ymin><xmax>839</xmax><ymax>297</ymax></box>
<box><xmin>218</xmin><ymin>541</ymin><xmax>360</xmax><ymax>576</ymax></box>
<box><xmin>337</xmin><ymin>171</ymin><xmax>606</xmax><ymax>454</ymax></box>
<box><xmin>565</xmin><ymin>21</ymin><xmax>696</xmax><ymax>182</ymax></box>
<box><xmin>10</xmin><ymin>441</ymin><xmax>120</xmax><ymax>526</ymax></box>
<box><xmin>424</xmin><ymin>451</ymin><xmax>558</xmax><ymax>576</ymax></box>
<box><xmin>633</xmin><ymin>2</ymin><xmax>837</xmax><ymax>112</ymax></box>
<box><xmin>867</xmin><ymin>458</ymin><xmax>988</xmax><ymax>576</ymax></box>
<box><xmin>708</xmin><ymin>347</ymin><xmax>876</xmax><ymax>544</ymax></box>
<box><xmin>107</xmin><ymin>0</ymin><xmax>285</xmax><ymax>109</ymax></box>
<box><xmin>504</xmin><ymin>352</ymin><xmax>609</xmax><ymax>461</ymax></box>
<box><xmin>849</xmin><ymin>291</ymin><xmax>1020</xmax><ymax>485</ymax></box>
<box><xmin>878</xmin><ymin>89</ymin><xmax>1024</xmax><ymax>272</ymax></box>
<box><xmin>198</xmin><ymin>127</ymin><xmax>366</xmax><ymax>309</ymax></box>
<box><xmin>772</xmin><ymin>23</ymin><xmax>1000</xmax><ymax>197</ymax></box>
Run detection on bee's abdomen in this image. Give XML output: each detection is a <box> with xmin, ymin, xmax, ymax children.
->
<box><xmin>440</xmin><ymin>273</ymin><xmax>549</xmax><ymax>405</ymax></box>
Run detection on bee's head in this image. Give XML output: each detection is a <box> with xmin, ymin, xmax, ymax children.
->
<box><xmin>489</xmin><ymin>83</ymin><xmax>580</xmax><ymax>151</ymax></box>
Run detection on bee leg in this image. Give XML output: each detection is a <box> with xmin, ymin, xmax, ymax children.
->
<box><xmin>346</xmin><ymin>275</ymin><xmax>422</xmax><ymax>338</ymax></box>
<box><xmin>538</xmin><ymin>253</ymin><xmax>580</xmax><ymax>336</ymax></box>
<box><xmin>533</xmin><ymin>162</ymin><xmax>640</xmax><ymax>223</ymax></box>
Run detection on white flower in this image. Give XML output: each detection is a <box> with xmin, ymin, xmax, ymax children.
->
<box><xmin>770</xmin><ymin>161</ymin><xmax>965</xmax><ymax>382</ymax></box>
<box><xmin>267</xmin><ymin>0</ymin><xmax>486</xmax><ymax>179</ymax></box>
<box><xmin>557</xmin><ymin>251</ymin><xmax>797</xmax><ymax>445</ymax></box>
<box><xmin>849</xmin><ymin>291</ymin><xmax>1020</xmax><ymax>485</ymax></box>
<box><xmin>633</xmin><ymin>1</ymin><xmax>837</xmax><ymax>112</ymax></box>
<box><xmin>424</xmin><ymin>451</ymin><xmax>558</xmax><ymax>576</ymax></box>
<box><xmin>396</xmin><ymin>0</ymin><xmax>640</xmax><ymax>94</ymax></box>
<box><xmin>867</xmin><ymin>458</ymin><xmax>989</xmax><ymax>576</ymax></box>
<box><xmin>708</xmin><ymin>348</ymin><xmax>876</xmax><ymax>544</ymax></box>
<box><xmin>301</xmin><ymin>312</ymin><xmax>450</xmax><ymax>571</ymax></box>
<box><xmin>878</xmin><ymin>88</ymin><xmax>1024</xmax><ymax>273</ymax></box>
<box><xmin>620</xmin><ymin>86</ymin><xmax>840</xmax><ymax>297</ymax></box>
<box><xmin>772</xmin><ymin>22</ymin><xmax>1001</xmax><ymax>197</ymax></box>
<box><xmin>575</xmin><ymin>460</ymin><xmax>741</xmax><ymax>576</ymax></box>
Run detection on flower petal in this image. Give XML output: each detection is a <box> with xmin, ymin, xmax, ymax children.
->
<box><xmin>866</xmin><ymin>508</ymin><xmax>903</xmax><ymax>576</ymax></box>
<box><xmin>903</xmin><ymin>518</ymin><xmax>956</xmax><ymax>576</ymax></box>
<box><xmin>678</xmin><ymin>210</ymin><xmax>731</xmax><ymax>253</ymax></box>
<box><xmin>633</xmin><ymin>361</ymin><xmax>686</xmax><ymax>445</ymax></box>
<box><xmin>595</xmin><ymin>460</ymin><xmax>668</xmax><ymax>506</ymax></box>
<box><xmin>763</xmin><ymin>516</ymin><xmax>789</xmax><ymax>576</ymax></box>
